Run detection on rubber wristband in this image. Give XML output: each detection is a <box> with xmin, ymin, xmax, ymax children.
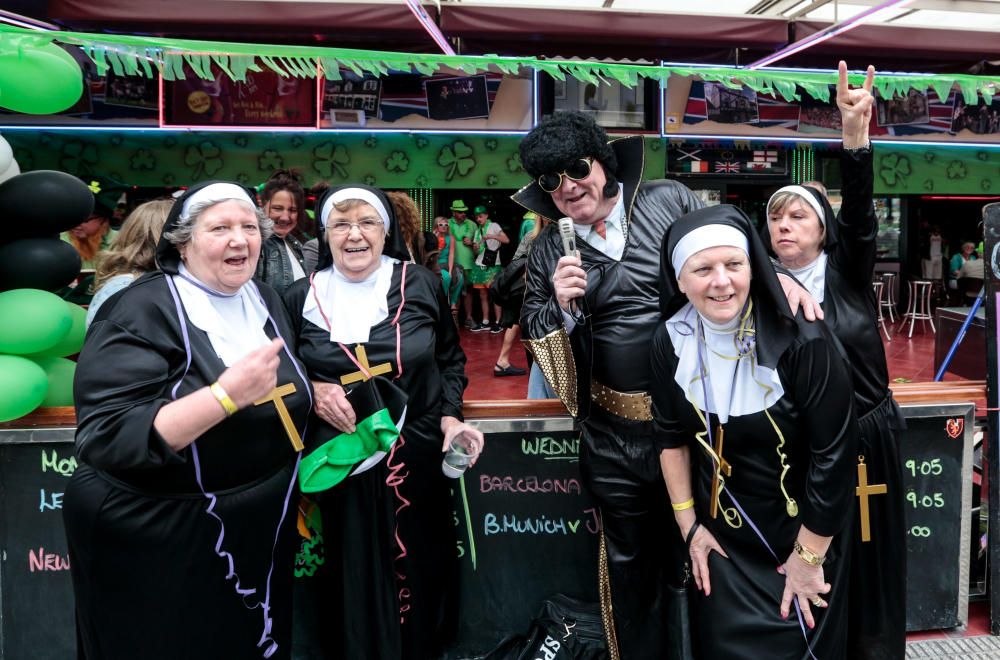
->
<box><xmin>685</xmin><ymin>521</ymin><xmax>701</xmax><ymax>548</ymax></box>
<box><xmin>671</xmin><ymin>498</ymin><xmax>695</xmax><ymax>512</ymax></box>
<box><xmin>210</xmin><ymin>382</ymin><xmax>238</xmax><ymax>417</ymax></box>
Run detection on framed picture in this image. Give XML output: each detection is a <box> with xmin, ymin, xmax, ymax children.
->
<box><xmin>704</xmin><ymin>82</ymin><xmax>759</xmax><ymax>124</ymax></box>
<box><xmin>322</xmin><ymin>74</ymin><xmax>381</xmax><ymax>118</ymax></box>
<box><xmin>950</xmin><ymin>95</ymin><xmax>1000</xmax><ymax>135</ymax></box>
<box><xmin>877</xmin><ymin>88</ymin><xmax>931</xmax><ymax>127</ymax></box>
<box><xmin>425</xmin><ymin>75</ymin><xmax>491</xmax><ymax>121</ymax></box>
<box><xmin>799</xmin><ymin>94</ymin><xmax>842</xmax><ymax>134</ymax></box>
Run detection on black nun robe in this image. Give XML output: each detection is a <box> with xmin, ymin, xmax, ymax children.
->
<box><xmin>762</xmin><ymin>148</ymin><xmax>907</xmax><ymax>660</ymax></box>
<box><xmin>650</xmin><ymin>205</ymin><xmax>859</xmax><ymax>660</ymax></box>
<box><xmin>282</xmin><ymin>184</ymin><xmax>468</xmax><ymax>660</ymax></box>
<box><xmin>63</xmin><ymin>181</ymin><xmax>312</xmax><ymax>659</ymax></box>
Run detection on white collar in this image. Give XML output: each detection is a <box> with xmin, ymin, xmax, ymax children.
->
<box><xmin>302</xmin><ymin>255</ymin><xmax>398</xmax><ymax>344</ymax></box>
<box><xmin>665</xmin><ymin>303</ymin><xmax>784</xmax><ymax>423</ymax></box>
<box><xmin>173</xmin><ymin>263</ymin><xmax>271</xmax><ymax>366</ymax></box>
<box><xmin>787</xmin><ymin>252</ymin><xmax>828</xmax><ymax>305</ymax></box>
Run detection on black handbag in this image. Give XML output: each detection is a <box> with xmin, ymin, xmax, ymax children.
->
<box><xmin>480</xmin><ymin>246</ymin><xmax>500</xmax><ymax>267</ymax></box>
<box><xmin>482</xmin><ymin>595</ymin><xmax>608</xmax><ymax>660</ymax></box>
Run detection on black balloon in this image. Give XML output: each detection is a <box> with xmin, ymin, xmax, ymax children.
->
<box><xmin>0</xmin><ymin>171</ymin><xmax>94</xmax><ymax>240</ymax></box>
<box><xmin>0</xmin><ymin>238</ymin><xmax>81</xmax><ymax>291</ymax></box>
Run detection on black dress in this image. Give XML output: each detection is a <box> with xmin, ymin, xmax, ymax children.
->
<box><xmin>651</xmin><ymin>316</ymin><xmax>859</xmax><ymax>660</ymax></box>
<box><xmin>64</xmin><ymin>272</ymin><xmax>311</xmax><ymax>659</ymax></box>
<box><xmin>805</xmin><ymin>149</ymin><xmax>907</xmax><ymax>659</ymax></box>
<box><xmin>283</xmin><ymin>262</ymin><xmax>467</xmax><ymax>660</ymax></box>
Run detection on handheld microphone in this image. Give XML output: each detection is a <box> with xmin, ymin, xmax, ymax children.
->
<box><xmin>558</xmin><ymin>217</ymin><xmax>577</xmax><ymax>258</ymax></box>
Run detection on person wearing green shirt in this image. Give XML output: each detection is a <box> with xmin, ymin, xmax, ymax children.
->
<box><xmin>448</xmin><ymin>199</ymin><xmax>479</xmax><ymax>328</ymax></box>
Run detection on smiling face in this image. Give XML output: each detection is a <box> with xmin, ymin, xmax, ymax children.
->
<box><xmin>549</xmin><ymin>157</ymin><xmax>617</xmax><ymax>226</ymax></box>
<box><xmin>264</xmin><ymin>189</ymin><xmax>298</xmax><ymax>239</ymax></box>
<box><xmin>326</xmin><ymin>201</ymin><xmax>386</xmax><ymax>281</ymax></box>
<box><xmin>180</xmin><ymin>199</ymin><xmax>261</xmax><ymax>294</ymax></box>
<box><xmin>475</xmin><ymin>212</ymin><xmax>489</xmax><ymax>226</ymax></box>
<box><xmin>767</xmin><ymin>197</ymin><xmax>824</xmax><ymax>269</ymax></box>
<box><xmin>677</xmin><ymin>246</ymin><xmax>751</xmax><ymax>325</ymax></box>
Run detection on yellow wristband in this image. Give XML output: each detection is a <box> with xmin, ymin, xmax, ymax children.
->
<box><xmin>671</xmin><ymin>498</ymin><xmax>695</xmax><ymax>512</ymax></box>
<box><xmin>210</xmin><ymin>382</ymin><xmax>238</xmax><ymax>417</ymax></box>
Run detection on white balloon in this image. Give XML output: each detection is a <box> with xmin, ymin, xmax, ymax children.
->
<box><xmin>0</xmin><ymin>134</ymin><xmax>20</xmax><ymax>185</ymax></box>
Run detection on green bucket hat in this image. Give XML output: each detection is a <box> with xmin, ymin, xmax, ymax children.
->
<box><xmin>450</xmin><ymin>199</ymin><xmax>469</xmax><ymax>212</ymax></box>
<box><xmin>298</xmin><ymin>376</ymin><xmax>408</xmax><ymax>493</ymax></box>
<box><xmin>473</xmin><ymin>205</ymin><xmax>488</xmax><ymax>215</ymax></box>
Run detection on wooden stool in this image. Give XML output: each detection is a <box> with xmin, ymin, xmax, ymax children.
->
<box><xmin>872</xmin><ymin>281</ymin><xmax>891</xmax><ymax>342</ymax></box>
<box><xmin>902</xmin><ymin>279</ymin><xmax>936</xmax><ymax>338</ymax></box>
<box><xmin>880</xmin><ymin>272</ymin><xmax>898</xmax><ymax>323</ymax></box>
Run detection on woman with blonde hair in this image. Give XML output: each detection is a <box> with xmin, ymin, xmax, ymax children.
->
<box><xmin>86</xmin><ymin>198</ymin><xmax>173</xmax><ymax>326</ymax></box>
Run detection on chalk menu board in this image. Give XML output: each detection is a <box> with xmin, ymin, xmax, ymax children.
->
<box><xmin>446</xmin><ymin>418</ymin><xmax>600</xmax><ymax>657</ymax></box>
<box><xmin>900</xmin><ymin>403</ymin><xmax>974</xmax><ymax>632</ymax></box>
<box><xmin>0</xmin><ymin>428</ymin><xmax>76</xmax><ymax>660</ymax></box>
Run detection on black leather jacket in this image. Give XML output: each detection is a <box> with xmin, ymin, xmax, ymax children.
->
<box><xmin>255</xmin><ymin>234</ymin><xmax>306</xmax><ymax>296</ymax></box>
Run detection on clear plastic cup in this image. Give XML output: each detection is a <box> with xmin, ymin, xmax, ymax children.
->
<box><xmin>441</xmin><ymin>432</ymin><xmax>482</xmax><ymax>478</ymax></box>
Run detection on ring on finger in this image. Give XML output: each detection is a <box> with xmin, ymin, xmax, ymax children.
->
<box><xmin>810</xmin><ymin>597</ymin><xmax>824</xmax><ymax>607</ymax></box>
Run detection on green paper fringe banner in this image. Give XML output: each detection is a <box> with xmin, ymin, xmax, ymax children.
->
<box><xmin>1</xmin><ymin>24</ymin><xmax>999</xmax><ymax>106</ymax></box>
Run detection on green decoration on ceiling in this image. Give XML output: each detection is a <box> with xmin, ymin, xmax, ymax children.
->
<box><xmin>1</xmin><ymin>24</ymin><xmax>999</xmax><ymax>106</ymax></box>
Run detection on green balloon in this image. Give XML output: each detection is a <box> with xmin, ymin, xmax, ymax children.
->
<box><xmin>0</xmin><ymin>355</ymin><xmax>47</xmax><ymax>422</ymax></box>
<box><xmin>30</xmin><ymin>356</ymin><xmax>76</xmax><ymax>407</ymax></box>
<box><xmin>0</xmin><ymin>40</ymin><xmax>83</xmax><ymax>115</ymax></box>
<box><xmin>0</xmin><ymin>289</ymin><xmax>73</xmax><ymax>354</ymax></box>
<box><xmin>28</xmin><ymin>302</ymin><xmax>87</xmax><ymax>358</ymax></box>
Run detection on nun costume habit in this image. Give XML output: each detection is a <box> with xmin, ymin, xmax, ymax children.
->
<box><xmin>63</xmin><ymin>181</ymin><xmax>312</xmax><ymax>659</ymax></box>
<box><xmin>651</xmin><ymin>205</ymin><xmax>859</xmax><ymax>660</ymax></box>
<box><xmin>282</xmin><ymin>184</ymin><xmax>468</xmax><ymax>660</ymax></box>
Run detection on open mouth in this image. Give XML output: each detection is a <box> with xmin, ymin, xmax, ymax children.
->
<box><xmin>345</xmin><ymin>246</ymin><xmax>369</xmax><ymax>254</ymax></box>
<box><xmin>225</xmin><ymin>256</ymin><xmax>248</xmax><ymax>266</ymax></box>
<box><xmin>709</xmin><ymin>294</ymin><xmax>734</xmax><ymax>303</ymax></box>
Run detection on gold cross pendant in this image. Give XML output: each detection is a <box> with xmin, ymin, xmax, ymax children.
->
<box><xmin>254</xmin><ymin>383</ymin><xmax>304</xmax><ymax>452</ymax></box>
<box><xmin>709</xmin><ymin>425</ymin><xmax>732</xmax><ymax>520</ymax></box>
<box><xmin>855</xmin><ymin>455</ymin><xmax>887</xmax><ymax>542</ymax></box>
<box><xmin>339</xmin><ymin>345</ymin><xmax>392</xmax><ymax>385</ymax></box>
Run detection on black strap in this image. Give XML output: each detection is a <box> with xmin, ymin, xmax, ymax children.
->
<box><xmin>685</xmin><ymin>521</ymin><xmax>701</xmax><ymax>548</ymax></box>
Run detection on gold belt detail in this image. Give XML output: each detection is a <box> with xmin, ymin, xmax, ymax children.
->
<box><xmin>591</xmin><ymin>379</ymin><xmax>652</xmax><ymax>421</ymax></box>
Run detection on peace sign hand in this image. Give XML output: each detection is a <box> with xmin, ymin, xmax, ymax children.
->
<box><xmin>836</xmin><ymin>60</ymin><xmax>875</xmax><ymax>149</ymax></box>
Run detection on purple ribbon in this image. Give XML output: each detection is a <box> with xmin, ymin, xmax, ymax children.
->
<box><xmin>694</xmin><ymin>318</ymin><xmax>819</xmax><ymax>660</ymax></box>
<box><xmin>166</xmin><ymin>275</ymin><xmax>311</xmax><ymax>658</ymax></box>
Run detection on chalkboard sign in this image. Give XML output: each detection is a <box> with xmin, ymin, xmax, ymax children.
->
<box><xmin>900</xmin><ymin>403</ymin><xmax>974</xmax><ymax>632</ymax></box>
<box><xmin>0</xmin><ymin>428</ymin><xmax>77</xmax><ymax>660</ymax></box>
<box><xmin>446</xmin><ymin>418</ymin><xmax>600</xmax><ymax>658</ymax></box>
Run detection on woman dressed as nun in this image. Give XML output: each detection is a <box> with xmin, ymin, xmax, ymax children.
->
<box><xmin>763</xmin><ymin>62</ymin><xmax>907</xmax><ymax>660</ymax></box>
<box><xmin>651</xmin><ymin>204</ymin><xmax>858</xmax><ymax>659</ymax></box>
<box><xmin>282</xmin><ymin>184</ymin><xmax>482</xmax><ymax>659</ymax></box>
<box><xmin>64</xmin><ymin>182</ymin><xmax>312</xmax><ymax>659</ymax></box>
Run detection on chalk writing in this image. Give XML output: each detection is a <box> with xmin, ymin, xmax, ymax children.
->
<box><xmin>479</xmin><ymin>474</ymin><xmax>582</xmax><ymax>495</ymax></box>
<box><xmin>28</xmin><ymin>547</ymin><xmax>70</xmax><ymax>572</ymax></box>
<box><xmin>520</xmin><ymin>436</ymin><xmax>579</xmax><ymax>459</ymax></box>
<box><xmin>38</xmin><ymin>489</ymin><xmax>63</xmax><ymax>512</ymax></box>
<box><xmin>40</xmin><ymin>449</ymin><xmax>77</xmax><ymax>477</ymax></box>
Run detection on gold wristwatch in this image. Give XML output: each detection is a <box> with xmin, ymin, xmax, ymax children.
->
<box><xmin>793</xmin><ymin>540</ymin><xmax>825</xmax><ymax>566</ymax></box>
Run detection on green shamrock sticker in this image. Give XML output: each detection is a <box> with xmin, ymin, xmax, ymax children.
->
<box><xmin>60</xmin><ymin>141</ymin><xmax>99</xmax><ymax>175</ymax></box>
<box><xmin>130</xmin><ymin>148</ymin><xmax>156</xmax><ymax>171</ymax></box>
<box><xmin>258</xmin><ymin>149</ymin><xmax>285</xmax><ymax>172</ymax></box>
<box><xmin>946</xmin><ymin>161</ymin><xmax>967</xmax><ymax>180</ymax></box>
<box><xmin>184</xmin><ymin>141</ymin><xmax>224</xmax><ymax>179</ymax></box>
<box><xmin>313</xmin><ymin>142</ymin><xmax>350</xmax><ymax>179</ymax></box>
<box><xmin>878</xmin><ymin>153</ymin><xmax>910</xmax><ymax>187</ymax></box>
<box><xmin>438</xmin><ymin>141</ymin><xmax>476</xmax><ymax>181</ymax></box>
<box><xmin>506</xmin><ymin>153</ymin><xmax>523</xmax><ymax>174</ymax></box>
<box><xmin>385</xmin><ymin>151</ymin><xmax>409</xmax><ymax>173</ymax></box>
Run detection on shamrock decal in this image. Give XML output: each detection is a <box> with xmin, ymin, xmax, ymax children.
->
<box><xmin>414</xmin><ymin>174</ymin><xmax>429</xmax><ymax>187</ymax></box>
<box><xmin>312</xmin><ymin>142</ymin><xmax>350</xmax><ymax>179</ymax></box>
<box><xmin>109</xmin><ymin>134</ymin><xmax>123</xmax><ymax>147</ymax></box>
<box><xmin>236</xmin><ymin>173</ymin><xmax>251</xmax><ymax>185</ymax></box>
<box><xmin>290</xmin><ymin>136</ymin><xmax>304</xmax><ymax>148</ymax></box>
<box><xmin>258</xmin><ymin>149</ymin><xmax>285</xmax><ymax>172</ymax></box>
<box><xmin>485</xmin><ymin>139</ymin><xmax>498</xmax><ymax>151</ymax></box>
<box><xmin>977</xmin><ymin>151</ymin><xmax>989</xmax><ymax>162</ymax></box>
<box><xmin>130</xmin><ymin>148</ymin><xmax>156</xmax><ymax>171</ymax></box>
<box><xmin>923</xmin><ymin>152</ymin><xmax>936</xmax><ymax>163</ymax></box>
<box><xmin>877</xmin><ymin>153</ymin><xmax>910</xmax><ymax>187</ymax></box>
<box><xmin>506</xmin><ymin>153</ymin><xmax>523</xmax><ymax>174</ymax></box>
<box><xmin>415</xmin><ymin>136</ymin><xmax>429</xmax><ymax>149</ymax></box>
<box><xmin>12</xmin><ymin>148</ymin><xmax>33</xmax><ymax>171</ymax></box>
<box><xmin>946</xmin><ymin>160</ymin><xmax>967</xmax><ymax>180</ymax></box>
<box><xmin>233</xmin><ymin>135</ymin><xmax>250</xmax><ymax>148</ymax></box>
<box><xmin>385</xmin><ymin>151</ymin><xmax>409</xmax><ymax>173</ymax></box>
<box><xmin>438</xmin><ymin>141</ymin><xmax>476</xmax><ymax>181</ymax></box>
<box><xmin>184</xmin><ymin>141</ymin><xmax>224</xmax><ymax>179</ymax></box>
<box><xmin>649</xmin><ymin>139</ymin><xmax>662</xmax><ymax>151</ymax></box>
<box><xmin>486</xmin><ymin>174</ymin><xmax>499</xmax><ymax>186</ymax></box>
<box><xmin>60</xmin><ymin>140</ymin><xmax>99</xmax><ymax>174</ymax></box>
<box><xmin>164</xmin><ymin>136</ymin><xmax>178</xmax><ymax>148</ymax></box>
<box><xmin>365</xmin><ymin>136</ymin><xmax>378</xmax><ymax>149</ymax></box>
<box><xmin>923</xmin><ymin>179</ymin><xmax>934</xmax><ymax>191</ymax></box>
<box><xmin>364</xmin><ymin>174</ymin><xmax>377</xmax><ymax>186</ymax></box>
<box><xmin>982</xmin><ymin>179</ymin><xmax>992</xmax><ymax>191</ymax></box>
<box><xmin>162</xmin><ymin>173</ymin><xmax>176</xmax><ymax>185</ymax></box>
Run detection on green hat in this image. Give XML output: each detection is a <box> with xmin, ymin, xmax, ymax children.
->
<box><xmin>523</xmin><ymin>211</ymin><xmax>539</xmax><ymax>221</ymax></box>
<box><xmin>450</xmin><ymin>199</ymin><xmax>468</xmax><ymax>212</ymax></box>
<box><xmin>298</xmin><ymin>376</ymin><xmax>408</xmax><ymax>493</ymax></box>
<box><xmin>87</xmin><ymin>178</ymin><xmax>127</xmax><ymax>218</ymax></box>
<box><xmin>473</xmin><ymin>205</ymin><xmax>488</xmax><ymax>215</ymax></box>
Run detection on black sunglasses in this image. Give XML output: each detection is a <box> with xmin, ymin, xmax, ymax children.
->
<box><xmin>538</xmin><ymin>157</ymin><xmax>594</xmax><ymax>193</ymax></box>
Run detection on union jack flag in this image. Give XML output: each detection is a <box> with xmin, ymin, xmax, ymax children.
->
<box><xmin>715</xmin><ymin>161</ymin><xmax>740</xmax><ymax>173</ymax></box>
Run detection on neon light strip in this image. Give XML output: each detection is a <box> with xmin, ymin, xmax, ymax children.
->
<box><xmin>0</xmin><ymin>125</ymin><xmax>531</xmax><ymax>135</ymax></box>
<box><xmin>664</xmin><ymin>133</ymin><xmax>1000</xmax><ymax>148</ymax></box>
<box><xmin>404</xmin><ymin>0</ymin><xmax>455</xmax><ymax>56</ymax></box>
<box><xmin>746</xmin><ymin>0</ymin><xmax>915</xmax><ymax>70</ymax></box>
<box><xmin>0</xmin><ymin>10</ymin><xmax>59</xmax><ymax>31</ymax></box>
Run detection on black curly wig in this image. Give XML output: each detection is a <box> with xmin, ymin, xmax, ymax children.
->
<box><xmin>519</xmin><ymin>111</ymin><xmax>620</xmax><ymax>199</ymax></box>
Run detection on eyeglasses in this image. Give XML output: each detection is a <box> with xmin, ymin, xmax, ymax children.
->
<box><xmin>328</xmin><ymin>219</ymin><xmax>384</xmax><ymax>235</ymax></box>
<box><xmin>538</xmin><ymin>157</ymin><xmax>594</xmax><ymax>193</ymax></box>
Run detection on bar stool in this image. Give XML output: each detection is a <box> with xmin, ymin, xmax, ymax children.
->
<box><xmin>872</xmin><ymin>280</ymin><xmax>891</xmax><ymax>342</ymax></box>
<box><xmin>901</xmin><ymin>279</ymin><xmax>936</xmax><ymax>338</ymax></box>
<box><xmin>880</xmin><ymin>272</ymin><xmax>898</xmax><ymax>323</ymax></box>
